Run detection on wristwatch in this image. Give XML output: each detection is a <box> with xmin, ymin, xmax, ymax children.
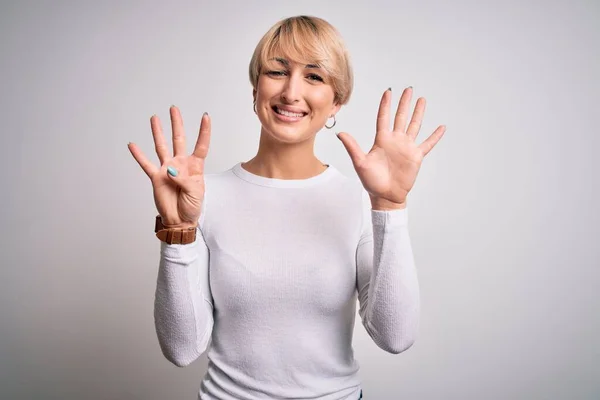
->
<box><xmin>155</xmin><ymin>215</ymin><xmax>197</xmax><ymax>244</ymax></box>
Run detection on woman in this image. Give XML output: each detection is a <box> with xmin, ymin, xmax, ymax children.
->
<box><xmin>128</xmin><ymin>15</ymin><xmax>445</xmax><ymax>400</ymax></box>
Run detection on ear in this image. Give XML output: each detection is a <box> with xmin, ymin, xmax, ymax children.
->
<box><xmin>331</xmin><ymin>102</ymin><xmax>342</xmax><ymax>117</ymax></box>
<box><xmin>252</xmin><ymin>89</ymin><xmax>257</xmax><ymax>104</ymax></box>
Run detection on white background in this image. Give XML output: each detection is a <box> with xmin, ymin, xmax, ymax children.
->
<box><xmin>1</xmin><ymin>0</ymin><xmax>598</xmax><ymax>399</ymax></box>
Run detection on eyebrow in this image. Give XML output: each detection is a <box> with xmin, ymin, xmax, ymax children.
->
<box><xmin>272</xmin><ymin>57</ymin><xmax>321</xmax><ymax>69</ymax></box>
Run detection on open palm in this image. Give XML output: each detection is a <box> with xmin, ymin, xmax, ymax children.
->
<box><xmin>128</xmin><ymin>106</ymin><xmax>211</xmax><ymax>227</ymax></box>
<box><xmin>337</xmin><ymin>87</ymin><xmax>446</xmax><ymax>205</ymax></box>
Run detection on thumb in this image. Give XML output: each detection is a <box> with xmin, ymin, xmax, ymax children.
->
<box><xmin>166</xmin><ymin>165</ymin><xmax>197</xmax><ymax>193</ymax></box>
<box><xmin>336</xmin><ymin>132</ymin><xmax>365</xmax><ymax>167</ymax></box>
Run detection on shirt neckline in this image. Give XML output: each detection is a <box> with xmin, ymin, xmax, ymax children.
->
<box><xmin>231</xmin><ymin>162</ymin><xmax>338</xmax><ymax>188</ymax></box>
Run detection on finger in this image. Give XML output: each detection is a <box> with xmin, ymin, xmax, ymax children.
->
<box><xmin>128</xmin><ymin>142</ymin><xmax>159</xmax><ymax>178</ymax></box>
<box><xmin>336</xmin><ymin>132</ymin><xmax>366</xmax><ymax>168</ymax></box>
<box><xmin>192</xmin><ymin>112</ymin><xmax>211</xmax><ymax>160</ymax></box>
<box><xmin>150</xmin><ymin>115</ymin><xmax>169</xmax><ymax>165</ymax></box>
<box><xmin>393</xmin><ymin>86</ymin><xmax>413</xmax><ymax>133</ymax></box>
<box><xmin>376</xmin><ymin>89</ymin><xmax>392</xmax><ymax>134</ymax></box>
<box><xmin>418</xmin><ymin>125</ymin><xmax>446</xmax><ymax>156</ymax></box>
<box><xmin>170</xmin><ymin>105</ymin><xmax>186</xmax><ymax>157</ymax></box>
<box><xmin>406</xmin><ymin>97</ymin><xmax>426</xmax><ymax>141</ymax></box>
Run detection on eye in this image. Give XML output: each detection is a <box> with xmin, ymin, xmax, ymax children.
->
<box><xmin>307</xmin><ymin>73</ymin><xmax>324</xmax><ymax>82</ymax></box>
<box><xmin>266</xmin><ymin>70</ymin><xmax>287</xmax><ymax>77</ymax></box>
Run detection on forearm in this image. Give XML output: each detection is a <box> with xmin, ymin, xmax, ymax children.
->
<box><xmin>154</xmin><ymin>233</ymin><xmax>214</xmax><ymax>367</ymax></box>
<box><xmin>362</xmin><ymin>209</ymin><xmax>420</xmax><ymax>354</ymax></box>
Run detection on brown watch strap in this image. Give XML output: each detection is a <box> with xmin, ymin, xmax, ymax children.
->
<box><xmin>155</xmin><ymin>215</ymin><xmax>197</xmax><ymax>244</ymax></box>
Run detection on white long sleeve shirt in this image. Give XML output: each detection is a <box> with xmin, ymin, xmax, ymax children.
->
<box><xmin>154</xmin><ymin>162</ymin><xmax>420</xmax><ymax>400</ymax></box>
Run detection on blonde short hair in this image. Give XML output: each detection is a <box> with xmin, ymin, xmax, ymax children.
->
<box><xmin>248</xmin><ymin>16</ymin><xmax>353</xmax><ymax>105</ymax></box>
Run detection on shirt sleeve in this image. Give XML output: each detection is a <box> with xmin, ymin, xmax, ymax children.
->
<box><xmin>154</xmin><ymin>195</ymin><xmax>214</xmax><ymax>367</ymax></box>
<box><xmin>356</xmin><ymin>189</ymin><xmax>420</xmax><ymax>354</ymax></box>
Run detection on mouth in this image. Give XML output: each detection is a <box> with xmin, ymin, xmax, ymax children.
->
<box><xmin>271</xmin><ymin>105</ymin><xmax>308</xmax><ymax>122</ymax></box>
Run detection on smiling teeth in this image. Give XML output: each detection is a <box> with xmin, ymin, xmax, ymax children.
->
<box><xmin>276</xmin><ymin>108</ymin><xmax>304</xmax><ymax>117</ymax></box>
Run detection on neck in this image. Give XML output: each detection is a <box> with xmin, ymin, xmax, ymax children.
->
<box><xmin>242</xmin><ymin>129</ymin><xmax>328</xmax><ymax>180</ymax></box>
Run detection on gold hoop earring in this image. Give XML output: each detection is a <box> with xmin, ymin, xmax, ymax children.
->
<box><xmin>325</xmin><ymin>115</ymin><xmax>336</xmax><ymax>129</ymax></box>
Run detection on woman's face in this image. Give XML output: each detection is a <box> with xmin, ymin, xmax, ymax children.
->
<box><xmin>254</xmin><ymin>57</ymin><xmax>341</xmax><ymax>143</ymax></box>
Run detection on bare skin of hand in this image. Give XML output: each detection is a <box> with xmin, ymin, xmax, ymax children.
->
<box><xmin>337</xmin><ymin>87</ymin><xmax>446</xmax><ymax>210</ymax></box>
<box><xmin>128</xmin><ymin>106</ymin><xmax>211</xmax><ymax>228</ymax></box>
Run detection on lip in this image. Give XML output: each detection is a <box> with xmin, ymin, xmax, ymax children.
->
<box><xmin>271</xmin><ymin>105</ymin><xmax>308</xmax><ymax>123</ymax></box>
<box><xmin>273</xmin><ymin>104</ymin><xmax>308</xmax><ymax>114</ymax></box>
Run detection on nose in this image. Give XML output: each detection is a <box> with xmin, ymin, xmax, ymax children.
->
<box><xmin>280</xmin><ymin>73</ymin><xmax>302</xmax><ymax>104</ymax></box>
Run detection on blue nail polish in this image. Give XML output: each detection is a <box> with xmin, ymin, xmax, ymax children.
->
<box><xmin>167</xmin><ymin>166</ymin><xmax>178</xmax><ymax>177</ymax></box>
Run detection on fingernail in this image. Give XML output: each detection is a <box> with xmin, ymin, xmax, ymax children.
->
<box><xmin>203</xmin><ymin>112</ymin><xmax>209</xmax><ymax>117</ymax></box>
<box><xmin>167</xmin><ymin>166</ymin><xmax>178</xmax><ymax>177</ymax></box>
<box><xmin>388</xmin><ymin>87</ymin><xmax>392</xmax><ymax>92</ymax></box>
<box><xmin>408</xmin><ymin>86</ymin><xmax>413</xmax><ymax>89</ymax></box>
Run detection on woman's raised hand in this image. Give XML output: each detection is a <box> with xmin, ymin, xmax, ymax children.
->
<box><xmin>336</xmin><ymin>87</ymin><xmax>445</xmax><ymax>209</ymax></box>
<box><xmin>128</xmin><ymin>106</ymin><xmax>211</xmax><ymax>228</ymax></box>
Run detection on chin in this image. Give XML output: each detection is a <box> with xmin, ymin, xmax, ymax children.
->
<box><xmin>259</xmin><ymin>119</ymin><xmax>315</xmax><ymax>144</ymax></box>
<box><xmin>265</xmin><ymin>125</ymin><xmax>313</xmax><ymax>143</ymax></box>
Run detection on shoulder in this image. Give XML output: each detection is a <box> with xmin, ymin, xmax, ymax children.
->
<box><xmin>203</xmin><ymin>165</ymin><xmax>236</xmax><ymax>184</ymax></box>
<box><xmin>198</xmin><ymin>164</ymin><xmax>238</xmax><ymax>228</ymax></box>
<box><xmin>329</xmin><ymin>165</ymin><xmax>369</xmax><ymax>203</ymax></box>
